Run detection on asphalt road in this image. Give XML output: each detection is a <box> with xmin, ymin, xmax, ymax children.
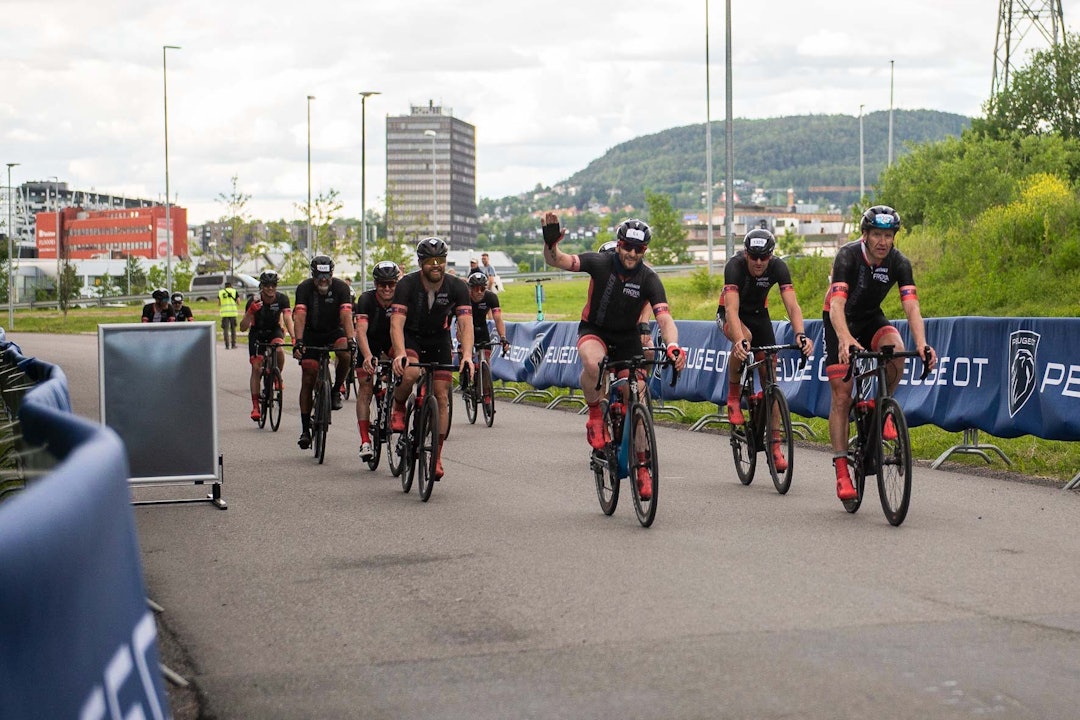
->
<box><xmin>14</xmin><ymin>332</ymin><xmax>1080</xmax><ymax>720</ymax></box>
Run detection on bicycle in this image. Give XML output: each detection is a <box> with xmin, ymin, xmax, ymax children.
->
<box><xmin>393</xmin><ymin>361</ymin><xmax>459</xmax><ymax>502</ymax></box>
<box><xmin>589</xmin><ymin>349</ymin><xmax>679</xmax><ymax>528</ymax></box>
<box><xmin>361</xmin><ymin>359</ymin><xmax>395</xmax><ymax>472</ymax></box>
<box><xmin>842</xmin><ymin>344</ymin><xmax>930</xmax><ymax>526</ymax></box>
<box><xmin>462</xmin><ymin>338</ymin><xmax>506</xmax><ymax>427</ymax></box>
<box><xmin>341</xmin><ymin>347</ymin><xmax>359</xmax><ymax>401</ymax></box>
<box><xmin>254</xmin><ymin>340</ymin><xmax>284</xmax><ymax>432</ymax></box>
<box><xmin>303</xmin><ymin>346</ymin><xmax>335</xmax><ymax>465</ymax></box>
<box><xmin>728</xmin><ymin>343</ymin><xmax>807</xmax><ymax>494</ymax></box>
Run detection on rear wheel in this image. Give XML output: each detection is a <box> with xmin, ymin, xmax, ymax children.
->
<box><xmin>258</xmin><ymin>372</ymin><xmax>270</xmax><ymax>429</ymax></box>
<box><xmin>365</xmin><ymin>391</ymin><xmax>382</xmax><ymax>471</ymax></box>
<box><xmin>592</xmin><ymin>422</ymin><xmax>620</xmax><ymax>517</ymax></box>
<box><xmin>481</xmin><ymin>362</ymin><xmax>495</xmax><ymax>427</ymax></box>
<box><xmin>765</xmin><ymin>389</ymin><xmax>794</xmax><ymax>495</ymax></box>
<box><xmin>730</xmin><ymin>396</ymin><xmax>756</xmax><ymax>485</ymax></box>
<box><xmin>313</xmin><ymin>379</ymin><xmax>329</xmax><ymax>464</ymax></box>
<box><xmin>877</xmin><ymin>397</ymin><xmax>912</xmax><ymax>526</ymax></box>
<box><xmin>844</xmin><ymin>414</ymin><xmax>869</xmax><ymax>513</ymax></box>
<box><xmin>464</xmin><ymin>374</ymin><xmax>478</xmax><ymax>424</ymax></box>
<box><xmin>628</xmin><ymin>404</ymin><xmax>659</xmax><ymax>528</ymax></box>
<box><xmin>400</xmin><ymin>399</ymin><xmax>416</xmax><ymax>492</ymax></box>
<box><xmin>416</xmin><ymin>394</ymin><xmax>440</xmax><ymax>502</ymax></box>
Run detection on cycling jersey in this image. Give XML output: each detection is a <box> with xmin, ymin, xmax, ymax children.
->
<box><xmin>172</xmin><ymin>304</ymin><xmax>195</xmax><ymax>322</ymax></box>
<box><xmin>390</xmin><ymin>270</ymin><xmax>472</xmax><ymax>341</ymax></box>
<box><xmin>354</xmin><ymin>288</ymin><xmax>393</xmax><ymax>356</ymax></box>
<box><xmin>295</xmin><ymin>278</ymin><xmax>352</xmax><ymax>334</ymax></box>
<box><xmin>719</xmin><ymin>252</ymin><xmax>794</xmax><ymax>319</ymax></box>
<box><xmin>141</xmin><ymin>303</ymin><xmax>175</xmax><ymax>323</ymax></box>
<box><xmin>470</xmin><ymin>290</ymin><xmax>501</xmax><ymax>342</ymax></box>
<box><xmin>245</xmin><ymin>291</ymin><xmax>292</xmax><ymax>337</ymax></box>
<box><xmin>576</xmin><ymin>252</ymin><xmax>669</xmax><ymax>334</ymax></box>
<box><xmin>823</xmin><ymin>240</ymin><xmax>917</xmax><ymax>322</ymax></box>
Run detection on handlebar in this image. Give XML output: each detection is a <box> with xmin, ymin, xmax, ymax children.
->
<box><xmin>842</xmin><ymin>344</ymin><xmax>931</xmax><ymax>383</ymax></box>
<box><xmin>595</xmin><ymin>349</ymin><xmax>680</xmax><ymax>391</ymax></box>
<box><xmin>748</xmin><ymin>343</ymin><xmax>808</xmax><ymax>371</ymax></box>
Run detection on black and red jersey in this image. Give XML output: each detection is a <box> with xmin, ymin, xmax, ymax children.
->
<box><xmin>576</xmin><ymin>252</ymin><xmax>669</xmax><ymax>334</ymax></box>
<box><xmin>390</xmin><ymin>271</ymin><xmax>472</xmax><ymax>340</ymax></box>
<box><xmin>245</xmin><ymin>291</ymin><xmax>291</xmax><ymax>335</ymax></box>
<box><xmin>354</xmin><ymin>288</ymin><xmax>393</xmax><ymax>350</ymax></box>
<box><xmin>719</xmin><ymin>252</ymin><xmax>794</xmax><ymax>319</ymax></box>
<box><xmin>824</xmin><ymin>240</ymin><xmax>917</xmax><ymax>321</ymax></box>
<box><xmin>294</xmin><ymin>278</ymin><xmax>352</xmax><ymax>334</ymax></box>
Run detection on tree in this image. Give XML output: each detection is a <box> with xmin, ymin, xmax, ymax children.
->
<box><xmin>123</xmin><ymin>256</ymin><xmax>147</xmax><ymax>295</ymax></box>
<box><xmin>777</xmin><ymin>225</ymin><xmax>804</xmax><ymax>257</ymax></box>
<box><xmin>216</xmin><ymin>175</ymin><xmax>252</xmax><ymax>271</ymax></box>
<box><xmin>57</xmin><ymin>260</ymin><xmax>80</xmax><ymax>318</ymax></box>
<box><xmin>644</xmin><ymin>190</ymin><xmax>691</xmax><ymax>265</ymax></box>
<box><xmin>979</xmin><ymin>33</ymin><xmax>1080</xmax><ymax>141</ymax></box>
<box><xmin>294</xmin><ymin>188</ymin><xmax>344</xmax><ymax>257</ymax></box>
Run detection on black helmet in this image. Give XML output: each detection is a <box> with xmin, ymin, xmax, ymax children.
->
<box><xmin>416</xmin><ymin>237</ymin><xmax>448</xmax><ymax>259</ymax></box>
<box><xmin>259</xmin><ymin>270</ymin><xmax>279</xmax><ymax>287</ymax></box>
<box><xmin>467</xmin><ymin>271</ymin><xmax>488</xmax><ymax>287</ymax></box>
<box><xmin>598</xmin><ymin>240</ymin><xmax>618</xmax><ymax>254</ymax></box>
<box><xmin>615</xmin><ymin>219</ymin><xmax>651</xmax><ymax>248</ymax></box>
<box><xmin>860</xmin><ymin>205</ymin><xmax>901</xmax><ymax>233</ymax></box>
<box><xmin>372</xmin><ymin>261</ymin><xmax>399</xmax><ymax>283</ymax></box>
<box><xmin>152</xmin><ymin>288</ymin><xmax>169</xmax><ymax>302</ymax></box>
<box><xmin>310</xmin><ymin>254</ymin><xmax>334</xmax><ymax>277</ymax></box>
<box><xmin>743</xmin><ymin>228</ymin><xmax>776</xmax><ymax>259</ymax></box>
<box><xmin>171</xmin><ymin>292</ymin><xmax>184</xmax><ymax>303</ymax></box>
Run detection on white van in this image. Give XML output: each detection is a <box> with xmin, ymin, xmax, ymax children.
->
<box><xmin>188</xmin><ymin>273</ymin><xmax>260</xmax><ymax>302</ymax></box>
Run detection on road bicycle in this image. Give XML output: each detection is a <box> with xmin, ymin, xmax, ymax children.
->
<box><xmin>341</xmin><ymin>347</ymin><xmax>359</xmax><ymax>401</ymax></box>
<box><xmin>361</xmin><ymin>359</ymin><xmax>395</xmax><ymax>472</ymax></box>
<box><xmin>842</xmin><ymin>344</ymin><xmax>930</xmax><ymax>526</ymax></box>
<box><xmin>304</xmin><ymin>346</ymin><xmax>336</xmax><ymax>465</ymax></box>
<box><xmin>462</xmin><ymin>338</ymin><xmax>507</xmax><ymax>427</ymax></box>
<box><xmin>589</xmin><ymin>349</ymin><xmax>678</xmax><ymax>528</ymax></box>
<box><xmin>254</xmin><ymin>340</ymin><xmax>284</xmax><ymax>432</ymax></box>
<box><xmin>728</xmin><ymin>342</ymin><xmax>806</xmax><ymax>494</ymax></box>
<box><xmin>393</xmin><ymin>361</ymin><xmax>459</xmax><ymax>502</ymax></box>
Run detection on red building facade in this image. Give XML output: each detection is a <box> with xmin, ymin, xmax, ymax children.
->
<box><xmin>35</xmin><ymin>206</ymin><xmax>188</xmax><ymax>260</ymax></box>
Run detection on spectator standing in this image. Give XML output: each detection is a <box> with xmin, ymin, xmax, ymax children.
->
<box><xmin>218</xmin><ymin>284</ymin><xmax>239</xmax><ymax>348</ymax></box>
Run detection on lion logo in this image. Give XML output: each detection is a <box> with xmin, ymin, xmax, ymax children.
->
<box><xmin>1008</xmin><ymin>330</ymin><xmax>1040</xmax><ymax>417</ymax></box>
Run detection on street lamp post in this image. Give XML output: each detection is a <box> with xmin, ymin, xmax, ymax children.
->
<box><xmin>5</xmin><ymin>162</ymin><xmax>17</xmax><ymax>328</ymax></box>
<box><xmin>705</xmin><ymin>0</ymin><xmax>714</xmax><ymax>274</ymax></box>
<box><xmin>424</xmin><ymin>129</ymin><xmax>437</xmax><ymax>237</ymax></box>
<box><xmin>163</xmin><ymin>45</ymin><xmax>180</xmax><ymax>293</ymax></box>
<box><xmin>307</xmin><ymin>94</ymin><xmax>315</xmax><ymax>255</ymax></box>
<box><xmin>49</xmin><ymin>177</ymin><xmax>60</xmax><ymax>310</ymax></box>
<box><xmin>859</xmin><ymin>104</ymin><xmax>865</xmax><ymax>201</ymax></box>
<box><xmin>723</xmin><ymin>0</ymin><xmax>734</xmax><ymax>262</ymax></box>
<box><xmin>888</xmin><ymin>59</ymin><xmax>895</xmax><ymax>168</ymax></box>
<box><xmin>359</xmin><ymin>91</ymin><xmax>380</xmax><ymax>293</ymax></box>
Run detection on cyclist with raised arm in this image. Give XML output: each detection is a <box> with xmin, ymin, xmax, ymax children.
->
<box><xmin>240</xmin><ymin>270</ymin><xmax>294</xmax><ymax>422</ymax></box>
<box><xmin>389</xmin><ymin>238</ymin><xmax>474</xmax><ymax>480</ymax></box>
<box><xmin>824</xmin><ymin>205</ymin><xmax>936</xmax><ymax>501</ymax></box>
<box><xmin>170</xmin><ymin>292</ymin><xmax>194</xmax><ymax>322</ymax></box>
<box><xmin>292</xmin><ymin>255</ymin><xmax>356</xmax><ymax>450</ymax></box>
<box><xmin>464</xmin><ymin>271</ymin><xmax>510</xmax><ymax>402</ymax></box>
<box><xmin>716</xmin><ymin>228</ymin><xmax>814</xmax><ymax>471</ymax></box>
<box><xmin>542</xmin><ymin>212</ymin><xmax>686</xmax><ymax>501</ymax></box>
<box><xmin>141</xmin><ymin>288</ymin><xmax>175</xmax><ymax>322</ymax></box>
<box><xmin>354</xmin><ymin>261</ymin><xmax>399</xmax><ymax>462</ymax></box>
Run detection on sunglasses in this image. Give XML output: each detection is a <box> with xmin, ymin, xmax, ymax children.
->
<box><xmin>422</xmin><ymin>257</ymin><xmax>446</xmax><ymax>267</ymax></box>
<box><xmin>618</xmin><ymin>241</ymin><xmax>647</xmax><ymax>255</ymax></box>
<box><xmin>748</xmin><ymin>253</ymin><xmax>772</xmax><ymax>262</ymax></box>
<box><xmin>376</xmin><ymin>281</ymin><xmax>397</xmax><ymax>289</ymax></box>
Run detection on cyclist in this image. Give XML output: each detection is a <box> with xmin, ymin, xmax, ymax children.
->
<box><xmin>463</xmin><ymin>271</ymin><xmax>510</xmax><ymax>403</ymax></box>
<box><xmin>824</xmin><ymin>205</ymin><xmax>936</xmax><ymax>501</ymax></box>
<box><xmin>292</xmin><ymin>255</ymin><xmax>356</xmax><ymax>450</ymax></box>
<box><xmin>240</xmin><ymin>270</ymin><xmax>294</xmax><ymax>422</ymax></box>
<box><xmin>389</xmin><ymin>237</ymin><xmax>474</xmax><ymax>481</ymax></box>
<box><xmin>170</xmin><ymin>292</ymin><xmax>194</xmax><ymax>322</ymax></box>
<box><xmin>716</xmin><ymin>228</ymin><xmax>814</xmax><ymax>471</ymax></box>
<box><xmin>141</xmin><ymin>288</ymin><xmax>175</xmax><ymax>323</ymax></box>
<box><xmin>600</xmin><ymin>240</ymin><xmax>654</xmax><ymax>353</ymax></box>
<box><xmin>542</xmin><ymin>212</ymin><xmax>686</xmax><ymax>501</ymax></box>
<box><xmin>354</xmin><ymin>260</ymin><xmax>399</xmax><ymax>461</ymax></box>
<box><xmin>218</xmin><ymin>284</ymin><xmax>240</xmax><ymax>348</ymax></box>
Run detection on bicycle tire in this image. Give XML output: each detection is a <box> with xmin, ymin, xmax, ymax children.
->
<box><xmin>877</xmin><ymin>397</ymin><xmax>912</xmax><ymax>526</ymax></box>
<box><xmin>730</xmin><ymin>399</ymin><xmax>757</xmax><ymax>485</ymax></box>
<box><xmin>365</xmin><ymin>390</ymin><xmax>382</xmax><ymax>471</ymax></box>
<box><xmin>401</xmin><ymin>399</ymin><xmax>417</xmax><ymax>492</ymax></box>
<box><xmin>844</xmin><ymin>414</ymin><xmax>868</xmax><ymax>514</ymax></box>
<box><xmin>628</xmin><ymin>403</ymin><xmax>659</xmax><ymax>528</ymax></box>
<box><xmin>269</xmin><ymin>385</ymin><xmax>282</xmax><ymax>432</ymax></box>
<box><xmin>464</xmin><ymin>375</ymin><xmax>478</xmax><ymax>424</ymax></box>
<box><xmin>444</xmin><ymin>383</ymin><xmax>453</xmax><ymax>439</ymax></box>
<box><xmin>258</xmin><ymin>372</ymin><xmax>270</xmax><ymax>429</ymax></box>
<box><xmin>313</xmin><ymin>378</ymin><xmax>330</xmax><ymax>464</ymax></box>
<box><xmin>766</xmin><ymin>388</ymin><xmax>794</xmax><ymax>495</ymax></box>
<box><xmin>388</xmin><ymin>394</ymin><xmax>406</xmax><ymax>479</ymax></box>
<box><xmin>416</xmin><ymin>394</ymin><xmax>440</xmax><ymax>502</ymax></box>
<box><xmin>592</xmin><ymin>406</ymin><xmax>620</xmax><ymax>516</ymax></box>
<box><xmin>481</xmin><ymin>362</ymin><xmax>495</xmax><ymax>427</ymax></box>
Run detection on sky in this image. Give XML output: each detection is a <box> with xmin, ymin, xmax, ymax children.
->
<box><xmin>4</xmin><ymin>0</ymin><xmax>1079</xmax><ymax>225</ymax></box>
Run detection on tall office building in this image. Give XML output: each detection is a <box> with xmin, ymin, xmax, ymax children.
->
<box><xmin>386</xmin><ymin>102</ymin><xmax>477</xmax><ymax>249</ymax></box>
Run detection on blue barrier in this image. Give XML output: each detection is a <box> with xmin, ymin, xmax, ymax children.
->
<box><xmin>0</xmin><ymin>344</ymin><xmax>170</xmax><ymax>720</ymax></box>
<box><xmin>496</xmin><ymin>317</ymin><xmax>1080</xmax><ymax>443</ymax></box>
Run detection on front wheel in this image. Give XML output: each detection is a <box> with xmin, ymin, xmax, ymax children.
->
<box><xmin>877</xmin><ymin>397</ymin><xmax>912</xmax><ymax>526</ymax></box>
<box><xmin>765</xmin><ymin>389</ymin><xmax>794</xmax><ymax>495</ymax></box>
<box><xmin>258</xmin><ymin>373</ymin><xmax>271</xmax><ymax>430</ymax></box>
<box><xmin>481</xmin><ymin>362</ymin><xmax>495</xmax><ymax>427</ymax></box>
<box><xmin>464</xmin><ymin>378</ymin><xmax>478</xmax><ymax>425</ymax></box>
<box><xmin>313</xmin><ymin>380</ymin><xmax>330</xmax><ymax>464</ymax></box>
<box><xmin>416</xmin><ymin>394</ymin><xmax>440</xmax><ymax>502</ymax></box>
<box><xmin>729</xmin><ymin>400</ymin><xmax>757</xmax><ymax>485</ymax></box>
<box><xmin>365</xmin><ymin>391</ymin><xmax>382</xmax><ymax>471</ymax></box>
<box><xmin>628</xmin><ymin>404</ymin><xmax>659</xmax><ymax>528</ymax></box>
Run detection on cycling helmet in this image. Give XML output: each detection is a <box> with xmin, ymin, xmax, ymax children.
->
<box><xmin>467</xmin><ymin>271</ymin><xmax>488</xmax><ymax>288</ymax></box>
<box><xmin>743</xmin><ymin>228</ymin><xmax>776</xmax><ymax>259</ymax></box>
<box><xmin>416</xmin><ymin>237</ymin><xmax>448</xmax><ymax>259</ymax></box>
<box><xmin>860</xmin><ymin>205</ymin><xmax>902</xmax><ymax>233</ymax></box>
<box><xmin>615</xmin><ymin>219</ymin><xmax>651</xmax><ymax>248</ymax></box>
<box><xmin>310</xmin><ymin>254</ymin><xmax>334</xmax><ymax>277</ymax></box>
<box><xmin>598</xmin><ymin>240</ymin><xmax>618</xmax><ymax>254</ymax></box>
<box><xmin>171</xmin><ymin>292</ymin><xmax>184</xmax><ymax>303</ymax></box>
<box><xmin>372</xmin><ymin>261</ymin><xmax>400</xmax><ymax>283</ymax></box>
<box><xmin>259</xmin><ymin>270</ymin><xmax>279</xmax><ymax>287</ymax></box>
<box><xmin>152</xmin><ymin>288</ymin><xmax>169</xmax><ymax>302</ymax></box>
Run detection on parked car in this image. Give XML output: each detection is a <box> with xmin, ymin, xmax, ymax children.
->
<box><xmin>188</xmin><ymin>273</ymin><xmax>260</xmax><ymax>302</ymax></box>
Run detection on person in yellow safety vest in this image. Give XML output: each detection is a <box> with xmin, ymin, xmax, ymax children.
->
<box><xmin>218</xmin><ymin>285</ymin><xmax>240</xmax><ymax>348</ymax></box>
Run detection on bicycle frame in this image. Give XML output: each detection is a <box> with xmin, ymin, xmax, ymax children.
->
<box><xmin>399</xmin><ymin>361</ymin><xmax>459</xmax><ymax>501</ymax></box>
<box><xmin>303</xmin><ymin>346</ymin><xmax>335</xmax><ymax>465</ymax></box>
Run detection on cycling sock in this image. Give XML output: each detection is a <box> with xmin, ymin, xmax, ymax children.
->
<box><xmin>358</xmin><ymin>420</ymin><xmax>371</xmax><ymax>443</ymax></box>
<box><xmin>301</xmin><ymin>415</ymin><xmax>311</xmax><ymax>432</ymax></box>
<box><xmin>587</xmin><ymin>400</ymin><xmax>602</xmax><ymax>419</ymax></box>
<box><xmin>727</xmin><ymin>381</ymin><xmax>741</xmax><ymax>404</ymax></box>
<box><xmin>251</xmin><ymin>393</ymin><xmax>259</xmax><ymax>408</ymax></box>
